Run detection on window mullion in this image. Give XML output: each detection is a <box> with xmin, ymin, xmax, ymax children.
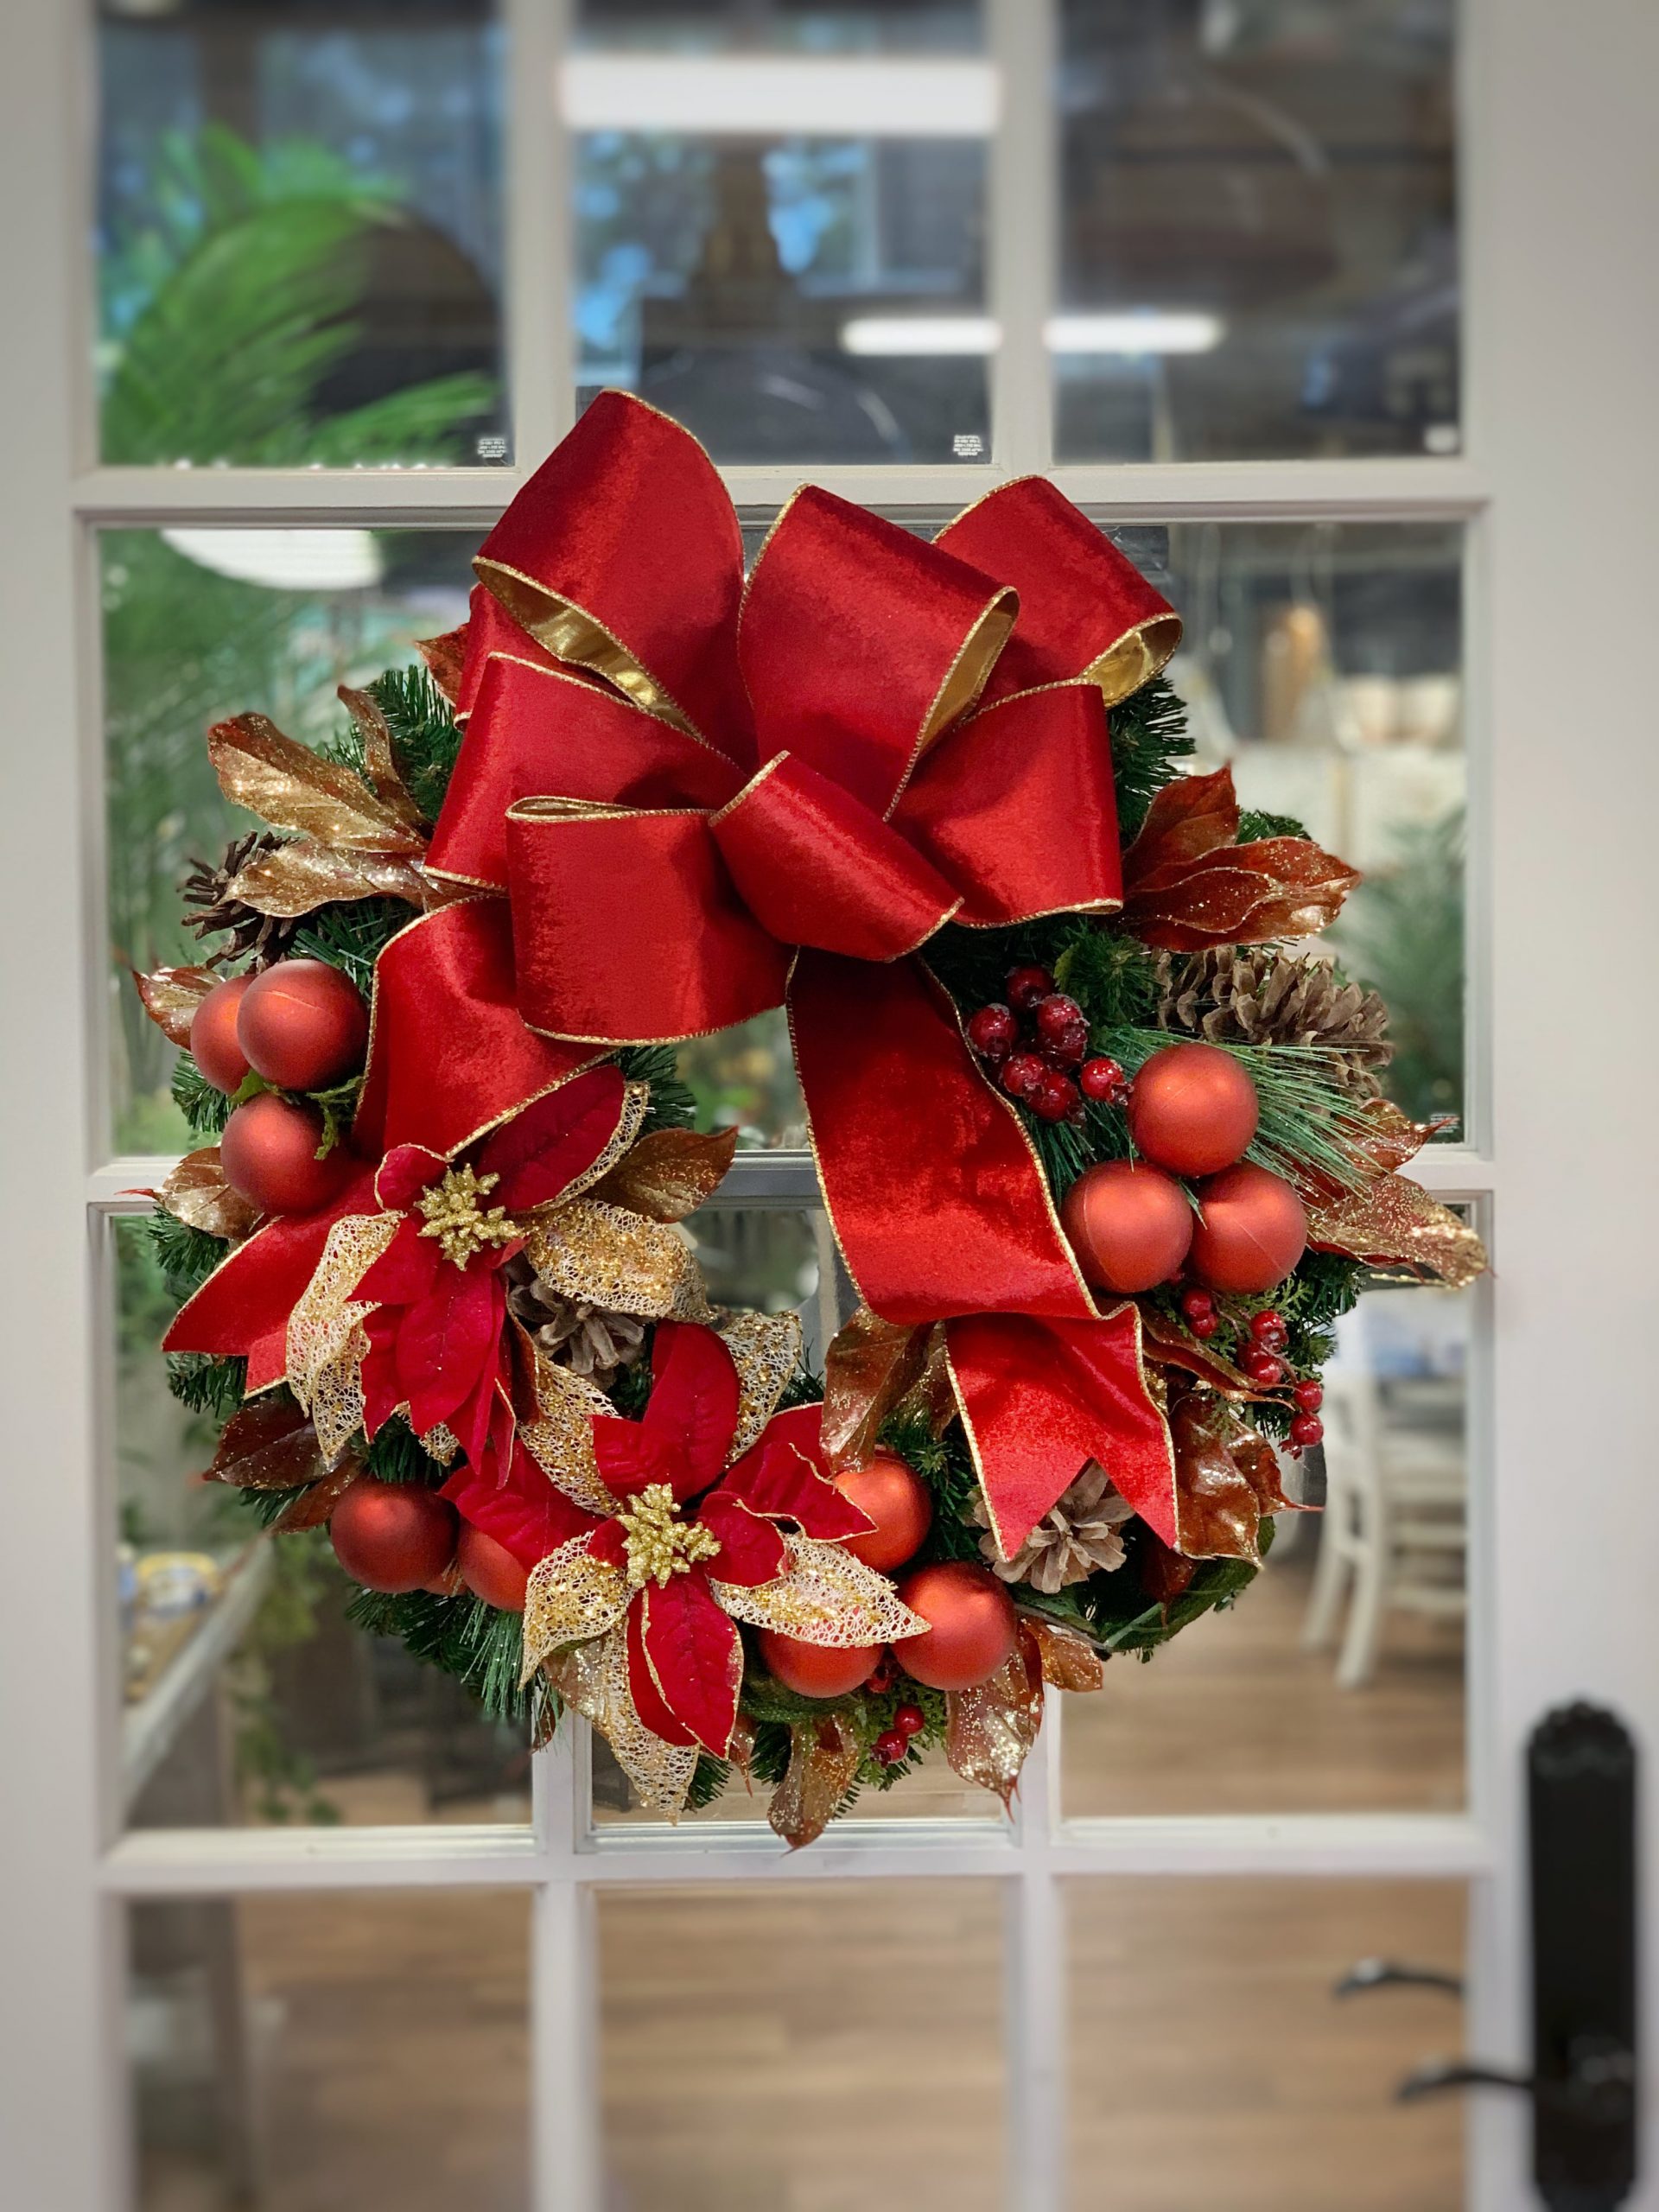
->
<box><xmin>503</xmin><ymin>0</ymin><xmax>577</xmax><ymax>470</ymax></box>
<box><xmin>987</xmin><ymin>0</ymin><xmax>1058</xmax><ymax>475</ymax></box>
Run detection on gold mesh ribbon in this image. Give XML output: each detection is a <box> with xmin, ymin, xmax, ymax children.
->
<box><xmin>521</xmin><ymin>1536</ymin><xmax>631</xmax><ymax>1671</ymax></box>
<box><xmin>522</xmin><ymin>1198</ymin><xmax>711</xmax><ymax>1320</ymax></box>
<box><xmin>713</xmin><ymin>1535</ymin><xmax>927</xmax><ymax>1645</ymax></box>
<box><xmin>718</xmin><ymin>1309</ymin><xmax>804</xmax><ymax>1463</ymax></box>
<box><xmin>285</xmin><ymin>1211</ymin><xmax>403</xmax><ymax>1463</ymax></box>
<box><xmin>547</xmin><ymin>1627</ymin><xmax>699</xmax><ymax>1815</ymax></box>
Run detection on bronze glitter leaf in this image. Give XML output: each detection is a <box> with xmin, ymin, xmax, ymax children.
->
<box><xmin>225</xmin><ymin>836</ymin><xmax>435</xmax><ymax>918</ymax></box>
<box><xmin>945</xmin><ymin>1623</ymin><xmax>1045</xmax><ymax>1809</ymax></box>
<box><xmin>768</xmin><ymin>1713</ymin><xmax>862</xmax><ymax>1850</ymax></box>
<box><xmin>1024</xmin><ymin>1615</ymin><xmax>1106</xmax><ymax>1694</ymax></box>
<box><xmin>337</xmin><ymin>683</ymin><xmax>425</xmax><ymax>831</ymax></box>
<box><xmin>1140</xmin><ymin>1307</ymin><xmax>1281</xmax><ymax>1403</ymax></box>
<box><xmin>1122</xmin><ymin>765</ymin><xmax>1240</xmax><ymax>880</ymax></box>
<box><xmin>207</xmin><ymin>713</ymin><xmax>425</xmax><ymax>855</ymax></box>
<box><xmin>1307</xmin><ymin>1176</ymin><xmax>1488</xmax><ymax>1288</ymax></box>
<box><xmin>133</xmin><ymin>964</ymin><xmax>218</xmax><ymax>1046</ymax></box>
<box><xmin>1169</xmin><ymin>1389</ymin><xmax>1266</xmax><ymax>1563</ymax></box>
<box><xmin>416</xmin><ymin>625</ymin><xmax>468</xmax><ymax>709</ymax></box>
<box><xmin>269</xmin><ymin>1458</ymin><xmax>360</xmax><ymax>1532</ymax></box>
<box><xmin>821</xmin><ymin>1308</ymin><xmax>952</xmax><ymax>1471</ymax></box>
<box><xmin>157</xmin><ymin>1150</ymin><xmax>260</xmax><ymax>1241</ymax></box>
<box><xmin>590</xmin><ymin>1124</ymin><xmax>738</xmax><ymax>1222</ymax></box>
<box><xmin>203</xmin><ymin>1396</ymin><xmax>326</xmax><ymax>1491</ymax></box>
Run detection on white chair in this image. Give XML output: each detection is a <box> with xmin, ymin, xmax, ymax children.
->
<box><xmin>1300</xmin><ymin>1317</ymin><xmax>1467</xmax><ymax>1689</ymax></box>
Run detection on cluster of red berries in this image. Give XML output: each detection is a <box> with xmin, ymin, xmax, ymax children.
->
<box><xmin>966</xmin><ymin>964</ymin><xmax>1129</xmax><ymax>1127</ymax></box>
<box><xmin>1177</xmin><ymin>1294</ymin><xmax>1325</xmax><ymax>1449</ymax></box>
<box><xmin>874</xmin><ymin>1702</ymin><xmax>927</xmax><ymax>1768</ymax></box>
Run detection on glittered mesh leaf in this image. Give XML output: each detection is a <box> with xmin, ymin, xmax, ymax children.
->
<box><xmin>207</xmin><ymin>713</ymin><xmax>425</xmax><ymax>855</ymax></box>
<box><xmin>548</xmin><ymin>1626</ymin><xmax>698</xmax><ymax>1815</ymax></box>
<box><xmin>591</xmin><ymin>1124</ymin><xmax>739</xmax><ymax>1221</ymax></box>
<box><xmin>1306</xmin><ymin>1175</ymin><xmax>1487</xmax><ymax>1287</ymax></box>
<box><xmin>134</xmin><ymin>964</ymin><xmax>218</xmax><ymax>1046</ymax></box>
<box><xmin>284</xmin><ymin>1211</ymin><xmax>403</xmax><ymax>1464</ymax></box>
<box><xmin>521</xmin><ymin>1536</ymin><xmax>629</xmax><ymax>1674</ymax></box>
<box><xmin>523</xmin><ymin>1198</ymin><xmax>711</xmax><ymax>1320</ymax></box>
<box><xmin>718</xmin><ymin>1309</ymin><xmax>804</xmax><ymax>1464</ymax></box>
<box><xmin>518</xmin><ymin>1347</ymin><xmax>622</xmax><ymax>1514</ymax></box>
<box><xmin>713</xmin><ymin>1535</ymin><xmax>927</xmax><ymax>1646</ymax></box>
<box><xmin>157</xmin><ymin>1151</ymin><xmax>259</xmax><ymax>1241</ymax></box>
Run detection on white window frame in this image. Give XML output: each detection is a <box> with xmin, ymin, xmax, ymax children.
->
<box><xmin>5</xmin><ymin>3</ymin><xmax>1657</xmax><ymax>2208</ymax></box>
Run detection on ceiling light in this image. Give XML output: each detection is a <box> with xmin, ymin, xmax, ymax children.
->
<box><xmin>161</xmin><ymin>530</ymin><xmax>384</xmax><ymax>594</ymax></box>
<box><xmin>841</xmin><ymin>315</ymin><xmax>1000</xmax><ymax>357</ymax></box>
<box><xmin>560</xmin><ymin>56</ymin><xmax>1001</xmax><ymax>139</ymax></box>
<box><xmin>1047</xmin><ymin>311</ymin><xmax>1224</xmax><ymax>355</ymax></box>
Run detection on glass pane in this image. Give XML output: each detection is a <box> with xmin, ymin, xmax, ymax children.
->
<box><xmin>1064</xmin><ymin>1270</ymin><xmax>1471</xmax><ymax>1818</ymax></box>
<box><xmin>1068</xmin><ymin>1878</ymin><xmax>1465</xmax><ymax>2211</ymax></box>
<box><xmin>1133</xmin><ymin>518</ymin><xmax>1465</xmax><ymax>1123</ymax></box>
<box><xmin>1058</xmin><ymin>1</ymin><xmax>1458</xmax><ymax>461</ymax></box>
<box><xmin>114</xmin><ymin>1219</ymin><xmax>531</xmax><ymax>1832</ymax></box>
<box><xmin>600</xmin><ymin>1882</ymin><xmax>1005</xmax><ymax>2209</ymax></box>
<box><xmin>129</xmin><ymin>1891</ymin><xmax>530</xmax><ymax>2209</ymax></box>
<box><xmin>570</xmin><ymin>3</ymin><xmax>993</xmax><ymax>462</ymax></box>
<box><xmin>96</xmin><ymin>3</ymin><xmax>507</xmax><ymax>467</ymax></box>
<box><xmin>103</xmin><ymin>527</ymin><xmax>478</xmax><ymax>1152</ymax></box>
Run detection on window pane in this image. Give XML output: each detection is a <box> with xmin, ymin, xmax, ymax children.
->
<box><xmin>600</xmin><ymin>1882</ymin><xmax>1005</xmax><ymax>2209</ymax></box>
<box><xmin>103</xmin><ymin>527</ymin><xmax>478</xmax><ymax>1153</ymax></box>
<box><xmin>129</xmin><ymin>1891</ymin><xmax>530</xmax><ymax>2209</ymax></box>
<box><xmin>114</xmin><ymin>1219</ymin><xmax>532</xmax><ymax>1832</ymax></box>
<box><xmin>1129</xmin><ymin>518</ymin><xmax>1465</xmax><ymax>1124</ymax></box>
<box><xmin>571</xmin><ymin>3</ymin><xmax>993</xmax><ymax>462</ymax></box>
<box><xmin>1068</xmin><ymin>1878</ymin><xmax>1465</xmax><ymax>2210</ymax></box>
<box><xmin>97</xmin><ymin>4</ymin><xmax>508</xmax><ymax>466</ymax></box>
<box><xmin>1058</xmin><ymin>2</ymin><xmax>1458</xmax><ymax>461</ymax></box>
<box><xmin>1064</xmin><ymin>1268</ymin><xmax>1472</xmax><ymax>1818</ymax></box>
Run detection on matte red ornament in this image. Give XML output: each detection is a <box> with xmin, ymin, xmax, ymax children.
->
<box><xmin>1005</xmin><ymin>965</ymin><xmax>1053</xmax><ymax>1010</ymax></box>
<box><xmin>1059</xmin><ymin>1159</ymin><xmax>1193</xmax><ymax>1294</ymax></box>
<box><xmin>1127</xmin><ymin>1041</ymin><xmax>1260</xmax><ymax>1177</ymax></box>
<box><xmin>1189</xmin><ymin>1162</ymin><xmax>1308</xmax><ymax>1294</ymax></box>
<box><xmin>188</xmin><ymin>974</ymin><xmax>253</xmax><ymax>1093</ymax></box>
<box><xmin>892</xmin><ymin>1561</ymin><xmax>1018</xmax><ymax>1691</ymax></box>
<box><xmin>219</xmin><ymin>1093</ymin><xmax>353</xmax><ymax>1216</ymax></box>
<box><xmin>457</xmin><ymin>1522</ymin><xmax>529</xmax><ymax>1612</ymax></box>
<box><xmin>834</xmin><ymin>1451</ymin><xmax>934</xmax><ymax>1572</ymax></box>
<box><xmin>237</xmin><ymin>957</ymin><xmax>370</xmax><ymax>1092</ymax></box>
<box><xmin>759</xmin><ymin>1629</ymin><xmax>882</xmax><ymax>1699</ymax></box>
<box><xmin>329</xmin><ymin>1475</ymin><xmax>459</xmax><ymax>1594</ymax></box>
<box><xmin>967</xmin><ymin>1003</ymin><xmax>1018</xmax><ymax>1062</ymax></box>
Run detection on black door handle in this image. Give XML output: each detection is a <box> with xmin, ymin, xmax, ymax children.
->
<box><xmin>1397</xmin><ymin>2036</ymin><xmax>1636</xmax><ymax>2127</ymax></box>
<box><xmin>1335</xmin><ymin>1956</ymin><xmax>1464</xmax><ymax>2000</ymax></box>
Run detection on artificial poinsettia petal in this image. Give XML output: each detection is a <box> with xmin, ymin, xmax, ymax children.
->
<box><xmin>696</xmin><ymin>1491</ymin><xmax>788</xmax><ymax>1586</ymax></box>
<box><xmin>588</xmin><ymin>1517</ymin><xmax>629</xmax><ymax>1573</ymax></box>
<box><xmin>591</xmin><ymin>1415</ymin><xmax>673</xmax><ymax>1502</ymax></box>
<box><xmin>359</xmin><ymin>1307</ymin><xmax>404</xmax><ymax>1438</ymax></box>
<box><xmin>374</xmin><ymin>1143</ymin><xmax>448</xmax><ymax>1213</ymax></box>
<box><xmin>398</xmin><ymin>1265</ymin><xmax>502</xmax><ymax>1434</ymax></box>
<box><xmin>721</xmin><ymin>1407</ymin><xmax>875</xmax><ymax>1542</ymax></box>
<box><xmin>441</xmin><ymin>1452</ymin><xmax>601</xmax><ymax>1573</ymax></box>
<box><xmin>636</xmin><ymin>1573</ymin><xmax>742</xmax><ymax>1755</ymax></box>
<box><xmin>353</xmin><ymin>1211</ymin><xmax>445</xmax><ymax>1306</ymax></box>
<box><xmin>713</xmin><ymin>1535</ymin><xmax>926</xmax><ymax>1645</ymax></box>
<box><xmin>625</xmin><ymin>1598</ymin><xmax>698</xmax><ymax>1746</ymax></box>
<box><xmin>476</xmin><ymin>1063</ymin><xmax>633</xmax><ymax>1213</ymax></box>
<box><xmin>640</xmin><ymin>1322</ymin><xmax>741</xmax><ymax>1498</ymax></box>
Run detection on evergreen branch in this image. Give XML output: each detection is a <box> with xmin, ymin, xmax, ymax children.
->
<box><xmin>167</xmin><ymin>1351</ymin><xmax>246</xmax><ymax>1417</ymax></box>
<box><xmin>291</xmin><ymin>897</ymin><xmax>408</xmax><ymax>996</ymax></box>
<box><xmin>172</xmin><ymin>1052</ymin><xmax>234</xmax><ymax>1137</ymax></box>
<box><xmin>1109</xmin><ymin>674</ymin><xmax>1194</xmax><ymax>838</ymax></box>
<box><xmin>145</xmin><ymin>1211</ymin><xmax>226</xmax><ymax>1300</ymax></box>
<box><xmin>616</xmin><ymin>1044</ymin><xmax>697</xmax><ymax>1134</ymax></box>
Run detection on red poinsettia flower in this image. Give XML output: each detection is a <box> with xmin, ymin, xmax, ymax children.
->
<box><xmin>349</xmin><ymin>1065</ymin><xmax>632</xmax><ymax>1477</ymax></box>
<box><xmin>506</xmin><ymin>1322</ymin><xmax>926</xmax><ymax>1797</ymax></box>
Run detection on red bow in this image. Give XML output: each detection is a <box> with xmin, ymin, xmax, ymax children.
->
<box><xmin>416</xmin><ymin>395</ymin><xmax>1185</xmax><ymax>1554</ymax></box>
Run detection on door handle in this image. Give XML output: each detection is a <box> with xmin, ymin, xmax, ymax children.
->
<box><xmin>1396</xmin><ymin>2035</ymin><xmax>1636</xmax><ymax>2126</ymax></box>
<box><xmin>1335</xmin><ymin>1956</ymin><xmax>1464</xmax><ymax>2000</ymax></box>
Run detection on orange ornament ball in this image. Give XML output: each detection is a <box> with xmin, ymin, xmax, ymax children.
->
<box><xmin>220</xmin><ymin>1092</ymin><xmax>353</xmax><ymax>1217</ymax></box>
<box><xmin>834</xmin><ymin>1452</ymin><xmax>933</xmax><ymax>1572</ymax></box>
<box><xmin>759</xmin><ymin>1629</ymin><xmax>881</xmax><ymax>1700</ymax></box>
<box><xmin>457</xmin><ymin>1523</ymin><xmax>529</xmax><ymax>1612</ymax></box>
<box><xmin>237</xmin><ymin>957</ymin><xmax>369</xmax><ymax>1093</ymax></box>
<box><xmin>1060</xmin><ymin>1159</ymin><xmax>1192</xmax><ymax>1294</ymax></box>
<box><xmin>1189</xmin><ymin>1162</ymin><xmax>1308</xmax><ymax>1294</ymax></box>
<box><xmin>1127</xmin><ymin>1042</ymin><xmax>1259</xmax><ymax>1178</ymax></box>
<box><xmin>892</xmin><ymin>1561</ymin><xmax>1017</xmax><ymax>1691</ymax></box>
<box><xmin>329</xmin><ymin>1477</ymin><xmax>458</xmax><ymax>1593</ymax></box>
<box><xmin>188</xmin><ymin>974</ymin><xmax>253</xmax><ymax>1094</ymax></box>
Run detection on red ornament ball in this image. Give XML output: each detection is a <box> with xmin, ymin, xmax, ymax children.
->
<box><xmin>220</xmin><ymin>1092</ymin><xmax>353</xmax><ymax>1216</ymax></box>
<box><xmin>759</xmin><ymin>1630</ymin><xmax>883</xmax><ymax>1700</ymax></box>
<box><xmin>1079</xmin><ymin>1055</ymin><xmax>1128</xmax><ymax>1103</ymax></box>
<box><xmin>1290</xmin><ymin>1413</ymin><xmax>1325</xmax><ymax>1450</ymax></box>
<box><xmin>967</xmin><ymin>1003</ymin><xmax>1018</xmax><ymax>1062</ymax></box>
<box><xmin>1005</xmin><ymin>964</ymin><xmax>1053</xmax><ymax>1010</ymax></box>
<box><xmin>1001</xmin><ymin>1052</ymin><xmax>1046</xmax><ymax>1102</ymax></box>
<box><xmin>892</xmin><ymin>1561</ymin><xmax>1018</xmax><ymax>1691</ymax></box>
<box><xmin>834</xmin><ymin>1452</ymin><xmax>934</xmax><ymax>1573</ymax></box>
<box><xmin>189</xmin><ymin>975</ymin><xmax>253</xmax><ymax>1094</ymax></box>
<box><xmin>1060</xmin><ymin>1159</ymin><xmax>1193</xmax><ymax>1294</ymax></box>
<box><xmin>237</xmin><ymin>957</ymin><xmax>369</xmax><ymax>1092</ymax></box>
<box><xmin>456</xmin><ymin>1523</ymin><xmax>529</xmax><ymax>1612</ymax></box>
<box><xmin>1127</xmin><ymin>1042</ymin><xmax>1260</xmax><ymax>1178</ymax></box>
<box><xmin>1293</xmin><ymin>1379</ymin><xmax>1325</xmax><ymax>1415</ymax></box>
<box><xmin>1188</xmin><ymin>1163</ymin><xmax>1308</xmax><ymax>1294</ymax></box>
<box><xmin>329</xmin><ymin>1477</ymin><xmax>458</xmax><ymax>1594</ymax></box>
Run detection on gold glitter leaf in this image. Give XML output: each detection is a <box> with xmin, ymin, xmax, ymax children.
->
<box><xmin>134</xmin><ymin>964</ymin><xmax>218</xmax><ymax>1046</ymax></box>
<box><xmin>590</xmin><ymin>1125</ymin><xmax>739</xmax><ymax>1221</ymax></box>
<box><xmin>225</xmin><ymin>836</ymin><xmax>435</xmax><ymax>918</ymax></box>
<box><xmin>768</xmin><ymin>1713</ymin><xmax>863</xmax><ymax>1850</ymax></box>
<box><xmin>945</xmin><ymin>1624</ymin><xmax>1045</xmax><ymax>1809</ymax></box>
<box><xmin>719</xmin><ymin>1309</ymin><xmax>804</xmax><ymax>1464</ymax></box>
<box><xmin>521</xmin><ymin>1538</ymin><xmax>631</xmax><ymax>1675</ymax></box>
<box><xmin>207</xmin><ymin>713</ymin><xmax>425</xmax><ymax>855</ymax></box>
<box><xmin>519</xmin><ymin>1351</ymin><xmax>620</xmax><ymax>1514</ymax></box>
<box><xmin>337</xmin><ymin>683</ymin><xmax>426</xmax><ymax>831</ymax></box>
<box><xmin>1308</xmin><ymin>1175</ymin><xmax>1489</xmax><ymax>1288</ymax></box>
<box><xmin>546</xmin><ymin>1627</ymin><xmax>698</xmax><ymax>1815</ymax></box>
<box><xmin>157</xmin><ymin>1149</ymin><xmax>260</xmax><ymax>1241</ymax></box>
<box><xmin>714</xmin><ymin>1535</ymin><xmax>927</xmax><ymax>1646</ymax></box>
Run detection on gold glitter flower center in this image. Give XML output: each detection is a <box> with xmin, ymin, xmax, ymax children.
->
<box><xmin>616</xmin><ymin>1483</ymin><xmax>721</xmax><ymax>1589</ymax></box>
<box><xmin>416</xmin><ymin>1164</ymin><xmax>518</xmax><ymax>1268</ymax></box>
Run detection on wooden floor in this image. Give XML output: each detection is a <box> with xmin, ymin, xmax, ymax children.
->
<box><xmin>137</xmin><ymin>1542</ymin><xmax>1469</xmax><ymax>2210</ymax></box>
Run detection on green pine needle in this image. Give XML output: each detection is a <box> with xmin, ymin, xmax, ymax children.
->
<box><xmin>1109</xmin><ymin>674</ymin><xmax>1195</xmax><ymax>838</ymax></box>
<box><xmin>291</xmin><ymin>897</ymin><xmax>408</xmax><ymax>996</ymax></box>
<box><xmin>367</xmin><ymin>664</ymin><xmax>464</xmax><ymax>824</ymax></box>
<box><xmin>172</xmin><ymin>1052</ymin><xmax>234</xmax><ymax>1137</ymax></box>
<box><xmin>617</xmin><ymin>1043</ymin><xmax>697</xmax><ymax>1134</ymax></box>
<box><xmin>145</xmin><ymin>1211</ymin><xmax>226</xmax><ymax>1300</ymax></box>
<box><xmin>167</xmin><ymin>1351</ymin><xmax>246</xmax><ymax>1417</ymax></box>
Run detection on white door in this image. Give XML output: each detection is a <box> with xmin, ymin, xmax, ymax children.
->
<box><xmin>3</xmin><ymin>3</ymin><xmax>1655</xmax><ymax>2208</ymax></box>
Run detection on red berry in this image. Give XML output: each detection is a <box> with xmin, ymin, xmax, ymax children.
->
<box><xmin>1289</xmin><ymin>1413</ymin><xmax>1325</xmax><ymax>1449</ymax></box>
<box><xmin>1034</xmin><ymin>992</ymin><xmax>1085</xmax><ymax>1045</ymax></box>
<box><xmin>894</xmin><ymin>1701</ymin><xmax>925</xmax><ymax>1738</ymax></box>
<box><xmin>1001</xmin><ymin>1052</ymin><xmax>1046</xmax><ymax>1101</ymax></box>
<box><xmin>1005</xmin><ymin>965</ymin><xmax>1054</xmax><ymax>1010</ymax></box>
<box><xmin>874</xmin><ymin>1728</ymin><xmax>907</xmax><ymax>1768</ymax></box>
<box><xmin>864</xmin><ymin>1657</ymin><xmax>896</xmax><ymax>1694</ymax></box>
<box><xmin>1243</xmin><ymin>1350</ymin><xmax>1285</xmax><ymax>1387</ymax></box>
<box><xmin>1179</xmin><ymin>1285</ymin><xmax>1215</xmax><ymax>1321</ymax></box>
<box><xmin>967</xmin><ymin>1003</ymin><xmax>1018</xmax><ymax>1062</ymax></box>
<box><xmin>1079</xmin><ymin>1056</ymin><xmax>1128</xmax><ymax>1103</ymax></box>
<box><xmin>1033</xmin><ymin>1071</ymin><xmax>1081</xmax><ymax>1123</ymax></box>
<box><xmin>1039</xmin><ymin>1024</ymin><xmax>1090</xmax><ymax>1070</ymax></box>
<box><xmin>1293</xmin><ymin>1379</ymin><xmax>1324</xmax><ymax>1414</ymax></box>
<box><xmin>1249</xmin><ymin>1309</ymin><xmax>1288</xmax><ymax>1346</ymax></box>
<box><xmin>1188</xmin><ymin>1311</ymin><xmax>1219</xmax><ymax>1340</ymax></box>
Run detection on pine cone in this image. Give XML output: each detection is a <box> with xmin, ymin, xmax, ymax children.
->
<box><xmin>181</xmin><ymin>831</ymin><xmax>303</xmax><ymax>970</ymax></box>
<box><xmin>505</xmin><ymin>1260</ymin><xmax>647</xmax><ymax>1386</ymax></box>
<box><xmin>1154</xmin><ymin>947</ymin><xmax>1392</xmax><ymax>1097</ymax></box>
<box><xmin>976</xmin><ymin>1462</ymin><xmax>1134</xmax><ymax>1593</ymax></box>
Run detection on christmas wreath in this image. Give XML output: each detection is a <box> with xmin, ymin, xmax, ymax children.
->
<box><xmin>132</xmin><ymin>395</ymin><xmax>1486</xmax><ymax>1845</ymax></box>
